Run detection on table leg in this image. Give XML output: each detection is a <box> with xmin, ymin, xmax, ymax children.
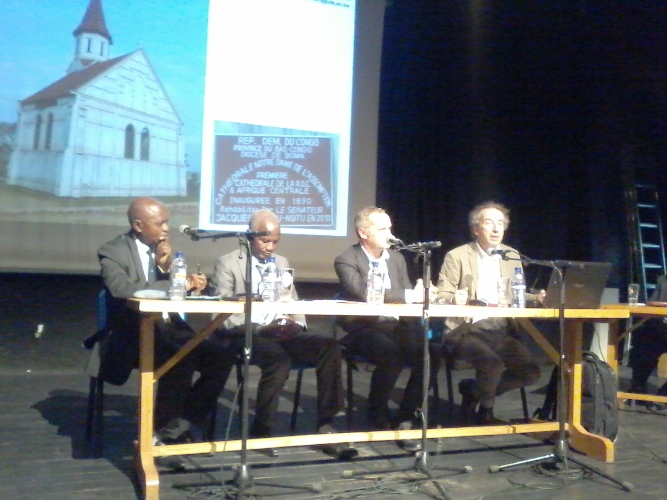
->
<box><xmin>565</xmin><ymin>320</ymin><xmax>614</xmax><ymax>462</ymax></box>
<box><xmin>137</xmin><ymin>313</ymin><xmax>159</xmax><ymax>499</ymax></box>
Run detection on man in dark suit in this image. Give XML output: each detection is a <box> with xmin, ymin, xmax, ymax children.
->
<box><xmin>334</xmin><ymin>206</ymin><xmax>428</xmax><ymax>453</ymax></box>
<box><xmin>629</xmin><ymin>275</ymin><xmax>667</xmax><ymax>409</ymax></box>
<box><xmin>98</xmin><ymin>197</ymin><xmax>235</xmax><ymax>450</ymax></box>
<box><xmin>210</xmin><ymin>209</ymin><xmax>357</xmax><ymax>460</ymax></box>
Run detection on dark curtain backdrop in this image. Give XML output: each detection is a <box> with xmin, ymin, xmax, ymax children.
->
<box><xmin>375</xmin><ymin>0</ymin><xmax>667</xmax><ymax>289</ymax></box>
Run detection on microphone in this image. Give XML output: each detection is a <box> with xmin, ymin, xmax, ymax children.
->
<box><xmin>489</xmin><ymin>248</ymin><xmax>511</xmax><ymax>259</ymax></box>
<box><xmin>387</xmin><ymin>237</ymin><xmax>404</xmax><ymax>248</ymax></box>
<box><xmin>179</xmin><ymin>225</ymin><xmax>200</xmax><ymax>237</ymax></box>
<box><xmin>404</xmin><ymin>240</ymin><xmax>442</xmax><ymax>251</ymax></box>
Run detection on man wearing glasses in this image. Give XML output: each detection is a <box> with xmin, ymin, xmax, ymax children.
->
<box><xmin>436</xmin><ymin>201</ymin><xmax>543</xmax><ymax>425</ymax></box>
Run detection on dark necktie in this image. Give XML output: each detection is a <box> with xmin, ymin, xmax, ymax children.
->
<box><xmin>147</xmin><ymin>248</ymin><xmax>157</xmax><ymax>284</ymax></box>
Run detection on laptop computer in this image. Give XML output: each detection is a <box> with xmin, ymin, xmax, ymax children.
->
<box><xmin>542</xmin><ymin>261</ymin><xmax>613</xmax><ymax>309</ymax></box>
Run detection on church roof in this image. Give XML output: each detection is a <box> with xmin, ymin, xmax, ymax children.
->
<box><xmin>72</xmin><ymin>0</ymin><xmax>112</xmax><ymax>43</ymax></box>
<box><xmin>22</xmin><ymin>53</ymin><xmax>131</xmax><ymax>107</ymax></box>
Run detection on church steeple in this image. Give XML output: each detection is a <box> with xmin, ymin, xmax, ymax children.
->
<box><xmin>67</xmin><ymin>0</ymin><xmax>113</xmax><ymax>74</ymax></box>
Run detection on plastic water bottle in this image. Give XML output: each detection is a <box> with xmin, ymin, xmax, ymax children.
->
<box><xmin>366</xmin><ymin>261</ymin><xmax>385</xmax><ymax>305</ymax></box>
<box><xmin>510</xmin><ymin>267</ymin><xmax>526</xmax><ymax>308</ymax></box>
<box><xmin>260</xmin><ymin>257</ymin><xmax>279</xmax><ymax>302</ymax></box>
<box><xmin>169</xmin><ymin>252</ymin><xmax>187</xmax><ymax>300</ymax></box>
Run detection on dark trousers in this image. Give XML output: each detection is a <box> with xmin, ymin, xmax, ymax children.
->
<box><xmin>154</xmin><ymin>315</ymin><xmax>235</xmax><ymax>438</ymax></box>
<box><xmin>222</xmin><ymin>330</ymin><xmax>344</xmax><ymax>435</ymax></box>
<box><xmin>342</xmin><ymin>318</ymin><xmax>424</xmax><ymax>428</ymax></box>
<box><xmin>630</xmin><ymin>319</ymin><xmax>667</xmax><ymax>393</ymax></box>
<box><xmin>443</xmin><ymin>318</ymin><xmax>540</xmax><ymax>408</ymax></box>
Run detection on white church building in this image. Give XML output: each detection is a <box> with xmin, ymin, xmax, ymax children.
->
<box><xmin>7</xmin><ymin>0</ymin><xmax>186</xmax><ymax>198</ymax></box>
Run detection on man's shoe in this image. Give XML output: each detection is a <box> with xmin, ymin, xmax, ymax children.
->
<box><xmin>395</xmin><ymin>421</ymin><xmax>422</xmax><ymax>453</ymax></box>
<box><xmin>458</xmin><ymin>378</ymin><xmax>480</xmax><ymax>424</ymax></box>
<box><xmin>649</xmin><ymin>385</ymin><xmax>667</xmax><ymax>412</ymax></box>
<box><xmin>475</xmin><ymin>406</ymin><xmax>496</xmax><ymax>425</ymax></box>
<box><xmin>646</xmin><ymin>401</ymin><xmax>667</xmax><ymax>412</ymax></box>
<box><xmin>257</xmin><ymin>447</ymin><xmax>279</xmax><ymax>458</ymax></box>
<box><xmin>160</xmin><ymin>430</ymin><xmax>195</xmax><ymax>445</ymax></box>
<box><xmin>317</xmin><ymin>424</ymin><xmax>358</xmax><ymax>461</ymax></box>
<box><xmin>153</xmin><ymin>435</ymin><xmax>187</xmax><ymax>471</ymax></box>
<box><xmin>249</xmin><ymin>431</ymin><xmax>278</xmax><ymax>457</ymax></box>
<box><xmin>155</xmin><ymin>455</ymin><xmax>187</xmax><ymax>471</ymax></box>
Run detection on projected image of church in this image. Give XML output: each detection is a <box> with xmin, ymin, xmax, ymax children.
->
<box><xmin>6</xmin><ymin>0</ymin><xmax>186</xmax><ymax>198</ymax></box>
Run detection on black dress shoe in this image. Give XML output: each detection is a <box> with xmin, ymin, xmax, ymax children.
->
<box><xmin>155</xmin><ymin>455</ymin><xmax>186</xmax><ymax>471</ymax></box>
<box><xmin>459</xmin><ymin>378</ymin><xmax>480</xmax><ymax>424</ymax></box>
<box><xmin>475</xmin><ymin>406</ymin><xmax>496</xmax><ymax>425</ymax></box>
<box><xmin>249</xmin><ymin>432</ymin><xmax>278</xmax><ymax>457</ymax></box>
<box><xmin>153</xmin><ymin>436</ymin><xmax>187</xmax><ymax>471</ymax></box>
<box><xmin>257</xmin><ymin>447</ymin><xmax>279</xmax><ymax>457</ymax></box>
<box><xmin>395</xmin><ymin>421</ymin><xmax>422</xmax><ymax>453</ymax></box>
<box><xmin>317</xmin><ymin>424</ymin><xmax>358</xmax><ymax>461</ymax></box>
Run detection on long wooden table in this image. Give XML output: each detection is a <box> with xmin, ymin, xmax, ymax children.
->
<box><xmin>127</xmin><ymin>299</ymin><xmax>629</xmax><ymax>499</ymax></box>
<box><xmin>602</xmin><ymin>303</ymin><xmax>667</xmax><ymax>406</ymax></box>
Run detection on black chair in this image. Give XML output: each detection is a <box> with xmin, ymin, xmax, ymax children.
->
<box><xmin>83</xmin><ymin>290</ymin><xmax>112</xmax><ymax>457</ymax></box>
<box><xmin>84</xmin><ymin>291</ymin><xmax>221</xmax><ymax>456</ymax></box>
<box><xmin>343</xmin><ymin>344</ymin><xmax>443</xmax><ymax>429</ymax></box>
<box><xmin>227</xmin><ymin>359</ymin><xmax>316</xmax><ymax>435</ymax></box>
<box><xmin>335</xmin><ymin>318</ymin><xmax>443</xmax><ymax>429</ymax></box>
<box><xmin>430</xmin><ymin>318</ymin><xmax>530</xmax><ymax>423</ymax></box>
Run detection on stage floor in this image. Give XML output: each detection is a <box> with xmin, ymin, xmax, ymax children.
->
<box><xmin>1</xmin><ymin>273</ymin><xmax>666</xmax><ymax>499</ymax></box>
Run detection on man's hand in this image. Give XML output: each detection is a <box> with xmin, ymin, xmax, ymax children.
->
<box><xmin>187</xmin><ymin>273</ymin><xmax>207</xmax><ymax>292</ymax></box>
<box><xmin>258</xmin><ymin>317</ymin><xmax>302</xmax><ymax>341</ymax></box>
<box><xmin>155</xmin><ymin>237</ymin><xmax>172</xmax><ymax>270</ymax></box>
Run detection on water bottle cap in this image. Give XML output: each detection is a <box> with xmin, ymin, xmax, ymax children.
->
<box><xmin>267</xmin><ymin>256</ymin><xmax>276</xmax><ymax>262</ymax></box>
<box><xmin>514</xmin><ymin>267</ymin><xmax>521</xmax><ymax>273</ymax></box>
<box><xmin>371</xmin><ymin>261</ymin><xmax>379</xmax><ymax>267</ymax></box>
<box><xmin>175</xmin><ymin>251</ymin><xmax>185</xmax><ymax>258</ymax></box>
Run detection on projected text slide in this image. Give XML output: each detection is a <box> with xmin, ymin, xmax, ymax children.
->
<box><xmin>199</xmin><ymin>0</ymin><xmax>356</xmax><ymax>236</ymax></box>
<box><xmin>212</xmin><ymin>134</ymin><xmax>334</xmax><ymax>228</ymax></box>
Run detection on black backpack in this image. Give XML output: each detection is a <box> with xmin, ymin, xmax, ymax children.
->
<box><xmin>533</xmin><ymin>351</ymin><xmax>618</xmax><ymax>441</ymax></box>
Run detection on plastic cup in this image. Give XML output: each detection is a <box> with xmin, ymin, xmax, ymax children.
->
<box><xmin>278</xmin><ymin>268</ymin><xmax>295</xmax><ymax>302</ymax></box>
<box><xmin>628</xmin><ymin>283</ymin><xmax>640</xmax><ymax>306</ymax></box>
<box><xmin>497</xmin><ymin>278</ymin><xmax>510</xmax><ymax>307</ymax></box>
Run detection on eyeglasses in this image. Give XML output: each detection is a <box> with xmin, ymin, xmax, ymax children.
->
<box><xmin>480</xmin><ymin>219</ymin><xmax>505</xmax><ymax>229</ymax></box>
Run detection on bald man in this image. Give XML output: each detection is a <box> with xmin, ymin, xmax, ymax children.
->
<box><xmin>98</xmin><ymin>197</ymin><xmax>235</xmax><ymax>464</ymax></box>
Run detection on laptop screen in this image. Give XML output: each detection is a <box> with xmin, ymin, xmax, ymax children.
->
<box><xmin>542</xmin><ymin>261</ymin><xmax>613</xmax><ymax>309</ymax></box>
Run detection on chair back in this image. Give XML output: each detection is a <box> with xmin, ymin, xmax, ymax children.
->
<box><xmin>97</xmin><ymin>289</ymin><xmax>107</xmax><ymax>330</ymax></box>
<box><xmin>83</xmin><ymin>290</ymin><xmax>108</xmax><ymax>377</ymax></box>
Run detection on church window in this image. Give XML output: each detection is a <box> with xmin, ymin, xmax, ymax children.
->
<box><xmin>86</xmin><ymin>38</ymin><xmax>92</xmax><ymax>53</ymax></box>
<box><xmin>45</xmin><ymin>113</ymin><xmax>54</xmax><ymax>150</ymax></box>
<box><xmin>33</xmin><ymin>115</ymin><xmax>42</xmax><ymax>150</ymax></box>
<box><xmin>100</xmin><ymin>42</ymin><xmax>105</xmax><ymax>57</ymax></box>
<box><xmin>124</xmin><ymin>124</ymin><xmax>135</xmax><ymax>159</ymax></box>
<box><xmin>140</xmin><ymin>127</ymin><xmax>150</xmax><ymax>161</ymax></box>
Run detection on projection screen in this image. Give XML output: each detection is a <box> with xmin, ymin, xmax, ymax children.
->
<box><xmin>0</xmin><ymin>0</ymin><xmax>384</xmax><ymax>281</ymax></box>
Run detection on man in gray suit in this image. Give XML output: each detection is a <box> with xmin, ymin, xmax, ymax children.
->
<box><xmin>211</xmin><ymin>209</ymin><xmax>357</xmax><ymax>460</ymax></box>
<box><xmin>437</xmin><ymin>201</ymin><xmax>542</xmax><ymax>425</ymax></box>
<box><xmin>98</xmin><ymin>197</ymin><xmax>235</xmax><ymax>457</ymax></box>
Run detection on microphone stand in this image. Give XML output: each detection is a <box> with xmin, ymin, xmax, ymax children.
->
<box><xmin>488</xmin><ymin>253</ymin><xmax>632</xmax><ymax>492</ymax></box>
<box><xmin>342</xmin><ymin>242</ymin><xmax>471</xmax><ymax>500</ymax></box>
